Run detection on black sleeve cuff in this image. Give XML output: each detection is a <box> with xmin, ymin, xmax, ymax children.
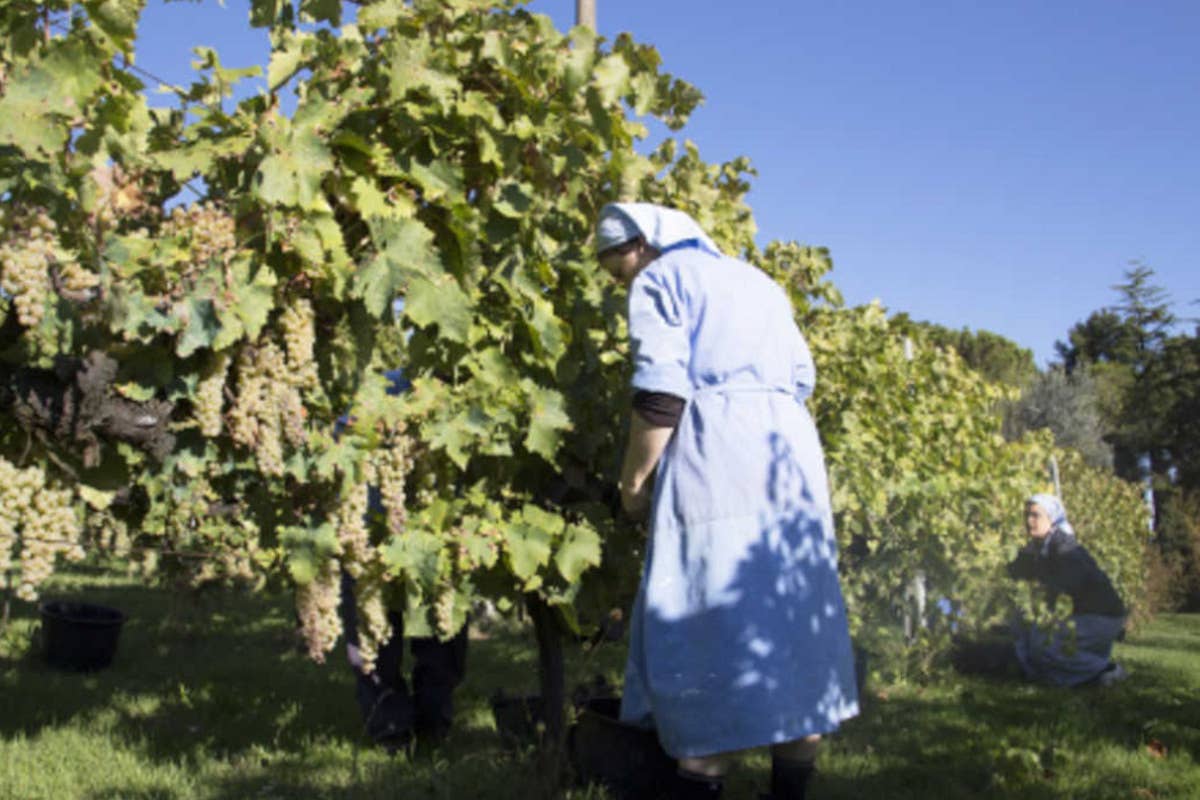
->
<box><xmin>632</xmin><ymin>390</ymin><xmax>685</xmax><ymax>427</ymax></box>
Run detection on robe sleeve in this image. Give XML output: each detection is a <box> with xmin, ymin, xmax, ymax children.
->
<box><xmin>628</xmin><ymin>268</ymin><xmax>693</xmax><ymax>401</ymax></box>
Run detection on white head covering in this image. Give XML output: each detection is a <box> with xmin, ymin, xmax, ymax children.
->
<box><xmin>1028</xmin><ymin>493</ymin><xmax>1076</xmax><ymax>537</ymax></box>
<box><xmin>595</xmin><ymin>202</ymin><xmax>722</xmax><ymax>256</ymax></box>
<box><xmin>596</xmin><ymin>209</ymin><xmax>641</xmax><ymax>252</ymax></box>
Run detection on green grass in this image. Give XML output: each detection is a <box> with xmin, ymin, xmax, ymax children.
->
<box><xmin>2</xmin><ymin>566</ymin><xmax>1198</xmax><ymax>799</ymax></box>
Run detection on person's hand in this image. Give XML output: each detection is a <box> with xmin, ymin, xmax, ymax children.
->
<box><xmin>620</xmin><ymin>480</ymin><xmax>651</xmax><ymax>519</ymax></box>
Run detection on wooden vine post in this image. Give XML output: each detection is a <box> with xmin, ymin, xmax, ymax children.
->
<box><xmin>576</xmin><ymin>0</ymin><xmax>596</xmax><ymax>30</ymax></box>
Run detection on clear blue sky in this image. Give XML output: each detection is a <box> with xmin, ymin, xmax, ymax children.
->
<box><xmin>134</xmin><ymin>0</ymin><xmax>1200</xmax><ymax>366</ymax></box>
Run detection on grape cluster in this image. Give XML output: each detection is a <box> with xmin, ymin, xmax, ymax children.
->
<box><xmin>352</xmin><ymin>572</ymin><xmax>392</xmax><ymax>674</ymax></box>
<box><xmin>228</xmin><ymin>346</ymin><xmax>269</xmax><ymax>446</ymax></box>
<box><xmin>295</xmin><ymin>559</ymin><xmax>343</xmax><ymax>662</ymax></box>
<box><xmin>0</xmin><ymin>456</ymin><xmax>84</xmax><ymax>603</ymax></box>
<box><xmin>255</xmin><ymin>419</ymin><xmax>286</xmax><ymax>478</ymax></box>
<box><xmin>155</xmin><ymin>479</ymin><xmax>259</xmax><ymax>591</ymax></box>
<box><xmin>371</xmin><ymin>428</ymin><xmax>414</xmax><ymax>536</ymax></box>
<box><xmin>1</xmin><ymin>210</ymin><xmax>55</xmax><ymax>328</ymax></box>
<box><xmin>162</xmin><ymin>202</ymin><xmax>236</xmax><ymax>266</ymax></box>
<box><xmin>57</xmin><ymin>257</ymin><xmax>100</xmax><ymax>296</ymax></box>
<box><xmin>226</xmin><ymin>310</ymin><xmax>319</xmax><ymax>475</ymax></box>
<box><xmin>433</xmin><ymin>584</ymin><xmax>458</xmax><ymax>639</ymax></box>
<box><xmin>194</xmin><ymin>351</ymin><xmax>230</xmax><ymax>437</ymax></box>
<box><xmin>1</xmin><ymin>208</ymin><xmax>98</xmax><ymax>328</ymax></box>
<box><xmin>336</xmin><ymin>477</ymin><xmax>372</xmax><ymax>576</ymax></box>
<box><xmin>279</xmin><ymin>299</ymin><xmax>320</xmax><ymax>389</ymax></box>
<box><xmin>221</xmin><ymin>546</ymin><xmax>260</xmax><ymax>585</ymax></box>
<box><xmin>227</xmin><ymin>342</ymin><xmax>290</xmax><ymax>476</ymax></box>
<box><xmin>0</xmin><ymin>460</ymin><xmax>32</xmax><ymax>577</ymax></box>
<box><xmin>278</xmin><ymin>388</ymin><xmax>308</xmax><ymax>448</ymax></box>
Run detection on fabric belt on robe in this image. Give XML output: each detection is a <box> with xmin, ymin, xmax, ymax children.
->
<box><xmin>691</xmin><ymin>382</ymin><xmax>794</xmax><ymax>398</ymax></box>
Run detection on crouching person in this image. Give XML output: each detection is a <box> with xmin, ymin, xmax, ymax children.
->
<box><xmin>1008</xmin><ymin>493</ymin><xmax>1127</xmax><ymax>687</ymax></box>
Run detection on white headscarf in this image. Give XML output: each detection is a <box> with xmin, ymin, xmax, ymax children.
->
<box><xmin>595</xmin><ymin>202</ymin><xmax>722</xmax><ymax>256</ymax></box>
<box><xmin>1028</xmin><ymin>493</ymin><xmax>1076</xmax><ymax>539</ymax></box>
<box><xmin>1032</xmin><ymin>494</ymin><xmax>1080</xmax><ymax>556</ymax></box>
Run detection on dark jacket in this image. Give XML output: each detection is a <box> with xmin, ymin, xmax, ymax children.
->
<box><xmin>1007</xmin><ymin>529</ymin><xmax>1126</xmax><ymax>618</ymax></box>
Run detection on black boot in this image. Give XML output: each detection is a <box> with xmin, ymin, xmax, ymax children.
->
<box><xmin>767</xmin><ymin>756</ymin><xmax>815</xmax><ymax>800</ymax></box>
<box><xmin>672</xmin><ymin>769</ymin><xmax>724</xmax><ymax>800</ymax></box>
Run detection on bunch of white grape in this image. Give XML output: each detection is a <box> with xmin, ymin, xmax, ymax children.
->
<box><xmin>371</xmin><ymin>427</ymin><xmax>414</xmax><ymax>536</ymax></box>
<box><xmin>279</xmin><ymin>299</ymin><xmax>319</xmax><ymax>390</ymax></box>
<box><xmin>295</xmin><ymin>558</ymin><xmax>343</xmax><ymax>662</ymax></box>
<box><xmin>335</xmin><ymin>475</ymin><xmax>372</xmax><ymax>576</ymax></box>
<box><xmin>433</xmin><ymin>584</ymin><xmax>459</xmax><ymax>639</ymax></box>
<box><xmin>1</xmin><ymin>210</ymin><xmax>55</xmax><ymax>328</ymax></box>
<box><xmin>227</xmin><ymin>342</ymin><xmax>289</xmax><ymax>477</ymax></box>
<box><xmin>0</xmin><ymin>456</ymin><xmax>84</xmax><ymax>602</ymax></box>
<box><xmin>352</xmin><ymin>570</ymin><xmax>392</xmax><ymax>674</ymax></box>
<box><xmin>0</xmin><ymin>459</ymin><xmax>33</xmax><ymax>577</ymax></box>
<box><xmin>1</xmin><ymin>207</ymin><xmax>99</xmax><ymax>327</ymax></box>
<box><xmin>225</xmin><ymin>299</ymin><xmax>322</xmax><ymax>473</ymax></box>
<box><xmin>162</xmin><ymin>202</ymin><xmax>236</xmax><ymax>266</ymax></box>
<box><xmin>277</xmin><ymin>387</ymin><xmax>308</xmax><ymax>448</ymax></box>
<box><xmin>194</xmin><ymin>351</ymin><xmax>231</xmax><ymax>437</ymax></box>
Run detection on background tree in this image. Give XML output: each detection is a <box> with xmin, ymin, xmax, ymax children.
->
<box><xmin>1004</xmin><ymin>366</ymin><xmax>1113</xmax><ymax>469</ymax></box>
<box><xmin>1055</xmin><ymin>264</ymin><xmax>1178</xmax><ymax>484</ymax></box>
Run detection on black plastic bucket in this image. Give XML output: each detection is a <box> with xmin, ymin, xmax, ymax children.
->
<box><xmin>39</xmin><ymin>600</ymin><xmax>126</xmax><ymax>671</ymax></box>
<box><xmin>567</xmin><ymin>697</ymin><xmax>675</xmax><ymax>800</ymax></box>
<box><xmin>490</xmin><ymin>693</ymin><xmax>545</xmax><ymax>748</ymax></box>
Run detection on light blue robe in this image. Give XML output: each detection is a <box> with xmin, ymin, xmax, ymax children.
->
<box><xmin>619</xmin><ymin>244</ymin><xmax>860</xmax><ymax>758</ymax></box>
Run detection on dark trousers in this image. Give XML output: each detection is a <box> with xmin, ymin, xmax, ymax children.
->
<box><xmin>339</xmin><ymin>573</ymin><xmax>468</xmax><ymax>743</ymax></box>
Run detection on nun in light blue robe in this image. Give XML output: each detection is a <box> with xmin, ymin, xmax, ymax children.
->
<box><xmin>604</xmin><ymin>203</ymin><xmax>860</xmax><ymax>759</ymax></box>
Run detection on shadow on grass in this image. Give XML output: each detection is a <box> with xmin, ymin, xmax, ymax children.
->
<box><xmin>1</xmin><ymin>571</ymin><xmax>352</xmax><ymax>762</ymax></box>
<box><xmin>1</xmin><ymin>564</ymin><xmax>623</xmax><ymax>799</ymax></box>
